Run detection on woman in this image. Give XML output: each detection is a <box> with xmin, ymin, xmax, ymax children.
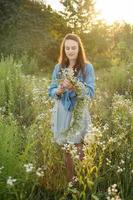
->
<box><xmin>48</xmin><ymin>33</ymin><xmax>95</xmax><ymax>184</ymax></box>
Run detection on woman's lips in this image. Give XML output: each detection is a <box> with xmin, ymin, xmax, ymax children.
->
<box><xmin>68</xmin><ymin>54</ymin><xmax>74</xmax><ymax>56</ymax></box>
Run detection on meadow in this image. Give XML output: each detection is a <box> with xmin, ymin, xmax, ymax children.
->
<box><xmin>0</xmin><ymin>56</ymin><xmax>132</xmax><ymax>200</ymax></box>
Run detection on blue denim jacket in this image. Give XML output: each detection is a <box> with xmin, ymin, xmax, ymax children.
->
<box><xmin>48</xmin><ymin>63</ymin><xmax>95</xmax><ymax>111</ymax></box>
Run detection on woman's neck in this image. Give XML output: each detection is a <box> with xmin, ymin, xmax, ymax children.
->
<box><xmin>68</xmin><ymin>60</ymin><xmax>76</xmax><ymax>68</ymax></box>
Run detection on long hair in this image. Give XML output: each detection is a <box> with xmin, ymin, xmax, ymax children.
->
<box><xmin>58</xmin><ymin>33</ymin><xmax>89</xmax><ymax>77</ymax></box>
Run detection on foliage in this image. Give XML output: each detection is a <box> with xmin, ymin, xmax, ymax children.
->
<box><xmin>0</xmin><ymin>0</ymin><xmax>133</xmax><ymax>198</ymax></box>
<box><xmin>112</xmin><ymin>23</ymin><xmax>133</xmax><ymax>64</ymax></box>
<box><xmin>68</xmin><ymin>94</ymin><xmax>133</xmax><ymax>200</ymax></box>
<box><xmin>0</xmin><ymin>0</ymin><xmax>69</xmax><ymax>72</ymax></box>
<box><xmin>80</xmin><ymin>21</ymin><xmax>113</xmax><ymax>69</ymax></box>
<box><xmin>60</xmin><ymin>0</ymin><xmax>96</xmax><ymax>33</ymax></box>
<box><xmin>0</xmin><ymin>1</ymin><xmax>133</xmax><ymax>73</ymax></box>
<box><xmin>0</xmin><ymin>57</ymin><xmax>66</xmax><ymax>199</ymax></box>
<box><xmin>0</xmin><ymin>56</ymin><xmax>35</xmax><ymax>127</ymax></box>
<box><xmin>0</xmin><ymin>56</ymin><xmax>132</xmax><ymax>199</ymax></box>
<box><xmin>92</xmin><ymin>63</ymin><xmax>133</xmax><ymax>125</ymax></box>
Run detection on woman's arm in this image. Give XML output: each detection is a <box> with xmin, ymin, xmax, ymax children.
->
<box><xmin>84</xmin><ymin>63</ymin><xmax>95</xmax><ymax>98</ymax></box>
<box><xmin>48</xmin><ymin>64</ymin><xmax>60</xmax><ymax>98</ymax></box>
<box><xmin>48</xmin><ymin>64</ymin><xmax>65</xmax><ymax>98</ymax></box>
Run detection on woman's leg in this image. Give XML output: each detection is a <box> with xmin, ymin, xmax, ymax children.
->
<box><xmin>64</xmin><ymin>150</ymin><xmax>74</xmax><ymax>183</ymax></box>
<box><xmin>64</xmin><ymin>143</ymin><xmax>84</xmax><ymax>183</ymax></box>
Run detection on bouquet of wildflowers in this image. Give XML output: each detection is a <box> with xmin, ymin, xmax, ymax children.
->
<box><xmin>60</xmin><ymin>67</ymin><xmax>90</xmax><ymax>138</ymax></box>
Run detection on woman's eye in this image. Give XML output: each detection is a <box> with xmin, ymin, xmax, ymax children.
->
<box><xmin>65</xmin><ymin>47</ymin><xmax>77</xmax><ymax>50</ymax></box>
<box><xmin>72</xmin><ymin>46</ymin><xmax>76</xmax><ymax>50</ymax></box>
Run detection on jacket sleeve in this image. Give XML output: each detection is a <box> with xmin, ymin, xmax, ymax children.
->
<box><xmin>84</xmin><ymin>63</ymin><xmax>95</xmax><ymax>98</ymax></box>
<box><xmin>48</xmin><ymin>64</ymin><xmax>60</xmax><ymax>99</ymax></box>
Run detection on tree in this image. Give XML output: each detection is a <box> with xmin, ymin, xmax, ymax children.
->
<box><xmin>80</xmin><ymin>21</ymin><xmax>113</xmax><ymax>69</ymax></box>
<box><xmin>0</xmin><ymin>0</ymin><xmax>69</xmax><ymax>72</ymax></box>
<box><xmin>112</xmin><ymin>23</ymin><xmax>133</xmax><ymax>64</ymax></box>
<box><xmin>60</xmin><ymin>0</ymin><xmax>96</xmax><ymax>33</ymax></box>
<box><xmin>0</xmin><ymin>0</ymin><xmax>21</xmax><ymax>57</ymax></box>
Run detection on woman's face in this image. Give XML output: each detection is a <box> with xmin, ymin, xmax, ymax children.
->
<box><xmin>64</xmin><ymin>39</ymin><xmax>79</xmax><ymax>62</ymax></box>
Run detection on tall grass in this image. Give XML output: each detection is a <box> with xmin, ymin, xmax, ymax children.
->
<box><xmin>0</xmin><ymin>57</ymin><xmax>132</xmax><ymax>199</ymax></box>
<box><xmin>91</xmin><ymin>62</ymin><xmax>133</xmax><ymax>125</ymax></box>
<box><xmin>69</xmin><ymin>94</ymin><xmax>133</xmax><ymax>200</ymax></box>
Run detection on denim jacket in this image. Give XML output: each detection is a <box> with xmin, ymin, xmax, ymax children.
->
<box><xmin>48</xmin><ymin>63</ymin><xmax>95</xmax><ymax>111</ymax></box>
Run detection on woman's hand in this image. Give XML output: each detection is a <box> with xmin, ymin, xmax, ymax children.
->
<box><xmin>56</xmin><ymin>85</ymin><xmax>65</xmax><ymax>96</ymax></box>
<box><xmin>62</xmin><ymin>79</ymin><xmax>75</xmax><ymax>91</ymax></box>
<box><xmin>56</xmin><ymin>79</ymin><xmax>75</xmax><ymax>96</ymax></box>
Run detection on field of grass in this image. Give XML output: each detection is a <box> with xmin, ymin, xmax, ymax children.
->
<box><xmin>0</xmin><ymin>57</ymin><xmax>132</xmax><ymax>200</ymax></box>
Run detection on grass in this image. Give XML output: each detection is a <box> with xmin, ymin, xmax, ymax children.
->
<box><xmin>0</xmin><ymin>56</ymin><xmax>132</xmax><ymax>199</ymax></box>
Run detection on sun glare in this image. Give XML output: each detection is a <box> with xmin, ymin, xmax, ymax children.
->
<box><xmin>95</xmin><ymin>0</ymin><xmax>133</xmax><ymax>24</ymax></box>
<box><xmin>45</xmin><ymin>0</ymin><xmax>133</xmax><ymax>24</ymax></box>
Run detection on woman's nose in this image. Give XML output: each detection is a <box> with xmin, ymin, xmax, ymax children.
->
<box><xmin>69</xmin><ymin>49</ymin><xmax>74</xmax><ymax>52</ymax></box>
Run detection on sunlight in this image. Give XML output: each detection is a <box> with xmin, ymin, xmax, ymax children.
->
<box><xmin>45</xmin><ymin>0</ymin><xmax>64</xmax><ymax>11</ymax></box>
<box><xmin>95</xmin><ymin>0</ymin><xmax>133</xmax><ymax>24</ymax></box>
<box><xmin>45</xmin><ymin>0</ymin><xmax>133</xmax><ymax>24</ymax></box>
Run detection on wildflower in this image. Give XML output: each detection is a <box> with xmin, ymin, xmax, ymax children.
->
<box><xmin>59</xmin><ymin>67</ymin><xmax>90</xmax><ymax>137</ymax></box>
<box><xmin>43</xmin><ymin>165</ymin><xmax>47</xmax><ymax>171</ymax></box>
<box><xmin>72</xmin><ymin>176</ymin><xmax>78</xmax><ymax>183</ymax></box>
<box><xmin>68</xmin><ymin>181</ymin><xmax>73</xmax><ymax>188</ymax></box>
<box><xmin>16</xmin><ymin>64</ymin><xmax>22</xmax><ymax>68</ymax></box>
<box><xmin>108</xmin><ymin>137</ymin><xmax>114</xmax><ymax>144</ymax></box>
<box><xmin>7</xmin><ymin>176</ymin><xmax>16</xmax><ymax>186</ymax></box>
<box><xmin>112</xmin><ymin>184</ymin><xmax>117</xmax><ymax>188</ymax></box>
<box><xmin>103</xmin><ymin>123</ymin><xmax>109</xmax><ymax>131</ymax></box>
<box><xmin>106</xmin><ymin>158</ymin><xmax>111</xmax><ymax>166</ymax></box>
<box><xmin>36</xmin><ymin>168</ymin><xmax>44</xmax><ymax>177</ymax></box>
<box><xmin>92</xmin><ymin>126</ymin><xmax>102</xmax><ymax>134</ymax></box>
<box><xmin>117</xmin><ymin>166</ymin><xmax>123</xmax><ymax>173</ymax></box>
<box><xmin>108</xmin><ymin>187</ymin><xmax>111</xmax><ymax>195</ymax></box>
<box><xmin>107</xmin><ymin>184</ymin><xmax>121</xmax><ymax>200</ymax></box>
<box><xmin>0</xmin><ymin>166</ymin><xmax>4</xmax><ymax>174</ymax></box>
<box><xmin>24</xmin><ymin>163</ymin><xmax>34</xmax><ymax>173</ymax></box>
<box><xmin>0</xmin><ymin>107</ymin><xmax>6</xmax><ymax>112</ymax></box>
<box><xmin>74</xmin><ymin>154</ymin><xmax>80</xmax><ymax>159</ymax></box>
<box><xmin>120</xmin><ymin>160</ymin><xmax>125</xmax><ymax>165</ymax></box>
<box><xmin>62</xmin><ymin>143</ymin><xmax>71</xmax><ymax>152</ymax></box>
<box><xmin>36</xmin><ymin>113</ymin><xmax>45</xmax><ymax>120</ymax></box>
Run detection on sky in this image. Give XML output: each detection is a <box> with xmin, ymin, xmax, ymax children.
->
<box><xmin>44</xmin><ymin>0</ymin><xmax>133</xmax><ymax>24</ymax></box>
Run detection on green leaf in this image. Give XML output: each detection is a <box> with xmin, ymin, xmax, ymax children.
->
<box><xmin>91</xmin><ymin>194</ymin><xmax>99</xmax><ymax>200</ymax></box>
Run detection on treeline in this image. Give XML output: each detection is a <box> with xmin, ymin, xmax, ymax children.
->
<box><xmin>0</xmin><ymin>0</ymin><xmax>133</xmax><ymax>73</ymax></box>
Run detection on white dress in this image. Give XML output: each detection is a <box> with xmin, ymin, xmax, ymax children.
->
<box><xmin>51</xmin><ymin>99</ymin><xmax>92</xmax><ymax>145</ymax></box>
